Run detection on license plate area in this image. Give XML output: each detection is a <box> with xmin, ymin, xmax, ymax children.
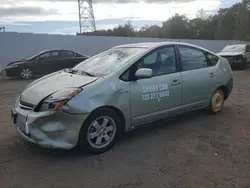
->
<box><xmin>11</xmin><ymin>109</ymin><xmax>30</xmax><ymax>135</ymax></box>
<box><xmin>17</xmin><ymin>115</ymin><xmax>26</xmax><ymax>132</ymax></box>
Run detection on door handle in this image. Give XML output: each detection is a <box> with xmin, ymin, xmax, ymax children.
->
<box><xmin>120</xmin><ymin>89</ymin><xmax>129</xmax><ymax>93</ymax></box>
<box><xmin>171</xmin><ymin>79</ymin><xmax>181</xmax><ymax>86</ymax></box>
<box><xmin>209</xmin><ymin>73</ymin><xmax>216</xmax><ymax>78</ymax></box>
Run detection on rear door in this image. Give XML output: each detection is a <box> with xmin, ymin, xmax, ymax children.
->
<box><xmin>177</xmin><ymin>45</ymin><xmax>218</xmax><ymax>111</ymax></box>
<box><xmin>57</xmin><ymin>50</ymin><xmax>85</xmax><ymax>70</ymax></box>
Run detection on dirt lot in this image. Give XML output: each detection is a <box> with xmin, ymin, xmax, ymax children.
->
<box><xmin>0</xmin><ymin>70</ymin><xmax>250</xmax><ymax>188</ymax></box>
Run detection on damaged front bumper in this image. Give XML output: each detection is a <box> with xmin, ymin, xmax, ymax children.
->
<box><xmin>11</xmin><ymin>106</ymin><xmax>89</xmax><ymax>150</ymax></box>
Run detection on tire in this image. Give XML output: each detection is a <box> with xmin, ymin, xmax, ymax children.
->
<box><xmin>207</xmin><ymin>89</ymin><xmax>225</xmax><ymax>114</ymax></box>
<box><xmin>78</xmin><ymin>108</ymin><xmax>122</xmax><ymax>154</ymax></box>
<box><xmin>20</xmin><ymin>68</ymin><xmax>33</xmax><ymax>80</ymax></box>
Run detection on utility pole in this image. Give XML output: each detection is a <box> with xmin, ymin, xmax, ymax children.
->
<box><xmin>0</xmin><ymin>27</ymin><xmax>5</xmax><ymax>32</ymax></box>
<box><xmin>78</xmin><ymin>0</ymin><xmax>96</xmax><ymax>34</ymax></box>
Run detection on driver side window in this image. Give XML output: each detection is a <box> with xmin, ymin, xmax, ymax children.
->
<box><xmin>36</xmin><ymin>51</ymin><xmax>59</xmax><ymax>61</ymax></box>
<box><xmin>144</xmin><ymin>52</ymin><xmax>157</xmax><ymax>64</ymax></box>
<box><xmin>120</xmin><ymin>46</ymin><xmax>177</xmax><ymax>81</ymax></box>
<box><xmin>137</xmin><ymin>46</ymin><xmax>177</xmax><ymax>76</ymax></box>
<box><xmin>37</xmin><ymin>52</ymin><xmax>50</xmax><ymax>60</ymax></box>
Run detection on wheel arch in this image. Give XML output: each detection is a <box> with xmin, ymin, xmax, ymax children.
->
<box><xmin>217</xmin><ymin>85</ymin><xmax>229</xmax><ymax>100</ymax></box>
<box><xmin>88</xmin><ymin>105</ymin><xmax>126</xmax><ymax>133</ymax></box>
<box><xmin>77</xmin><ymin>105</ymin><xmax>126</xmax><ymax>153</ymax></box>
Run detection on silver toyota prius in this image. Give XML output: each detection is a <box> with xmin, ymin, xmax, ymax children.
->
<box><xmin>11</xmin><ymin>42</ymin><xmax>233</xmax><ymax>154</ymax></box>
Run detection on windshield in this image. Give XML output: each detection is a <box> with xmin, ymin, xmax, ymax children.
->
<box><xmin>221</xmin><ymin>45</ymin><xmax>246</xmax><ymax>52</ymax></box>
<box><xmin>73</xmin><ymin>47</ymin><xmax>145</xmax><ymax>76</ymax></box>
<box><xmin>25</xmin><ymin>51</ymin><xmax>44</xmax><ymax>61</ymax></box>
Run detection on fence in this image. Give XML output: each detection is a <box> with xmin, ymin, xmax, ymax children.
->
<box><xmin>0</xmin><ymin>32</ymin><xmax>249</xmax><ymax>69</ymax></box>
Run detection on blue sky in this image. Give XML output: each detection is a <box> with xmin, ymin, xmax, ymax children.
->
<box><xmin>0</xmin><ymin>0</ymin><xmax>240</xmax><ymax>35</ymax></box>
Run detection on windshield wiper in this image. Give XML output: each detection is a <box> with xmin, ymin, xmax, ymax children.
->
<box><xmin>65</xmin><ymin>68</ymin><xmax>95</xmax><ymax>77</ymax></box>
<box><xmin>66</xmin><ymin>68</ymin><xmax>78</xmax><ymax>74</ymax></box>
<box><xmin>80</xmin><ymin>71</ymin><xmax>95</xmax><ymax>77</ymax></box>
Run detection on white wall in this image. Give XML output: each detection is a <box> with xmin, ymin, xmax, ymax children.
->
<box><xmin>0</xmin><ymin>32</ymin><xmax>249</xmax><ymax>69</ymax></box>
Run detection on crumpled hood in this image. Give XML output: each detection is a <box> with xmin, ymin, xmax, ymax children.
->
<box><xmin>20</xmin><ymin>71</ymin><xmax>98</xmax><ymax>105</ymax></box>
<box><xmin>217</xmin><ymin>51</ymin><xmax>244</xmax><ymax>56</ymax></box>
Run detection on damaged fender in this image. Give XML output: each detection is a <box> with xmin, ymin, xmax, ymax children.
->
<box><xmin>63</xmin><ymin>76</ymin><xmax>132</xmax><ymax>131</ymax></box>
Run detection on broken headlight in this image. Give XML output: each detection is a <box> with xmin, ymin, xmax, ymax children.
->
<box><xmin>37</xmin><ymin>87</ymin><xmax>82</xmax><ymax>112</ymax></box>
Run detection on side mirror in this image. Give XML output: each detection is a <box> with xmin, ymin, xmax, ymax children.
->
<box><xmin>38</xmin><ymin>57</ymin><xmax>43</xmax><ymax>61</ymax></box>
<box><xmin>135</xmin><ymin>68</ymin><xmax>152</xmax><ymax>79</ymax></box>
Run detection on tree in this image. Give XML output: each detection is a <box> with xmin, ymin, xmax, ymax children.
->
<box><xmin>77</xmin><ymin>1</ymin><xmax>250</xmax><ymax>41</ymax></box>
<box><xmin>196</xmin><ymin>8</ymin><xmax>208</xmax><ymax>20</ymax></box>
<box><xmin>112</xmin><ymin>21</ymin><xmax>135</xmax><ymax>37</ymax></box>
<box><xmin>162</xmin><ymin>14</ymin><xmax>192</xmax><ymax>39</ymax></box>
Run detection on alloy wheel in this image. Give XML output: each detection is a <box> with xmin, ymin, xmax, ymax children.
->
<box><xmin>87</xmin><ymin>116</ymin><xmax>116</xmax><ymax>149</ymax></box>
<box><xmin>211</xmin><ymin>90</ymin><xmax>224</xmax><ymax>112</ymax></box>
<box><xmin>20</xmin><ymin>68</ymin><xmax>33</xmax><ymax>79</ymax></box>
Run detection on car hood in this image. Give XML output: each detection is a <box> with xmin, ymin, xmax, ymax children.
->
<box><xmin>217</xmin><ymin>51</ymin><xmax>244</xmax><ymax>56</ymax></box>
<box><xmin>6</xmin><ymin>60</ymin><xmax>27</xmax><ymax>68</ymax></box>
<box><xmin>20</xmin><ymin>71</ymin><xmax>99</xmax><ymax>105</ymax></box>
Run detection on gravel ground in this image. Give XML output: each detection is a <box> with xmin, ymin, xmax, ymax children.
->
<box><xmin>0</xmin><ymin>70</ymin><xmax>250</xmax><ymax>188</ymax></box>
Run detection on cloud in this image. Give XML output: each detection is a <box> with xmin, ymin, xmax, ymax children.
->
<box><xmin>3</xmin><ymin>22</ymin><xmax>32</xmax><ymax>26</ymax></box>
<box><xmin>2</xmin><ymin>0</ymin><xmax>217</xmax><ymax>4</ymax></box>
<box><xmin>0</xmin><ymin>6</ymin><xmax>58</xmax><ymax>18</ymax></box>
<box><xmin>0</xmin><ymin>0</ymin><xmax>221</xmax><ymax>22</ymax></box>
<box><xmin>91</xmin><ymin>0</ymin><xmax>214</xmax><ymax>4</ymax></box>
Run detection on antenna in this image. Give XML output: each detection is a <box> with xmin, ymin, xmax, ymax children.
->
<box><xmin>78</xmin><ymin>0</ymin><xmax>96</xmax><ymax>33</ymax></box>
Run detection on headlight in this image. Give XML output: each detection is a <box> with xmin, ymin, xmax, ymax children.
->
<box><xmin>236</xmin><ymin>55</ymin><xmax>243</xmax><ymax>62</ymax></box>
<box><xmin>6</xmin><ymin>64</ymin><xmax>18</xmax><ymax>68</ymax></box>
<box><xmin>37</xmin><ymin>87</ymin><xmax>82</xmax><ymax>112</ymax></box>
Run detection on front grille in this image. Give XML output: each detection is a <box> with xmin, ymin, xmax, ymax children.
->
<box><xmin>222</xmin><ymin>56</ymin><xmax>236</xmax><ymax>61</ymax></box>
<box><xmin>19</xmin><ymin>100</ymin><xmax>35</xmax><ymax>110</ymax></box>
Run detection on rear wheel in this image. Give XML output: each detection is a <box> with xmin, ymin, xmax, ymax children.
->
<box><xmin>208</xmin><ymin>89</ymin><xmax>225</xmax><ymax>114</ymax></box>
<box><xmin>78</xmin><ymin>108</ymin><xmax>122</xmax><ymax>154</ymax></box>
<box><xmin>20</xmin><ymin>68</ymin><xmax>33</xmax><ymax>79</ymax></box>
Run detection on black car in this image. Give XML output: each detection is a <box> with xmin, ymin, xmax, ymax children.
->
<box><xmin>4</xmin><ymin>49</ymin><xmax>89</xmax><ymax>79</ymax></box>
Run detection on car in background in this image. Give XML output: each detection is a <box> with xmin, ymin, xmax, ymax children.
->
<box><xmin>217</xmin><ymin>44</ymin><xmax>250</xmax><ymax>70</ymax></box>
<box><xmin>11</xmin><ymin>42</ymin><xmax>233</xmax><ymax>154</ymax></box>
<box><xmin>4</xmin><ymin>49</ymin><xmax>89</xmax><ymax>79</ymax></box>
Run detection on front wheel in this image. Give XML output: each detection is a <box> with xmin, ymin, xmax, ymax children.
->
<box><xmin>20</xmin><ymin>68</ymin><xmax>33</xmax><ymax>79</ymax></box>
<box><xmin>78</xmin><ymin>108</ymin><xmax>122</xmax><ymax>154</ymax></box>
<box><xmin>207</xmin><ymin>89</ymin><xmax>225</xmax><ymax>114</ymax></box>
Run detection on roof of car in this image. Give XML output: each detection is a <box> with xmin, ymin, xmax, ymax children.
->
<box><xmin>40</xmin><ymin>49</ymin><xmax>78</xmax><ymax>53</ymax></box>
<box><xmin>225</xmin><ymin>44</ymin><xmax>246</xmax><ymax>47</ymax></box>
<box><xmin>114</xmin><ymin>41</ymin><xmax>204</xmax><ymax>49</ymax></box>
<box><xmin>37</xmin><ymin>49</ymin><xmax>85</xmax><ymax>56</ymax></box>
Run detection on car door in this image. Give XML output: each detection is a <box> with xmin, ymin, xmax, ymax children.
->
<box><xmin>31</xmin><ymin>51</ymin><xmax>57</xmax><ymax>75</ymax></box>
<box><xmin>57</xmin><ymin>50</ymin><xmax>83</xmax><ymax>70</ymax></box>
<box><xmin>177</xmin><ymin>45</ymin><xmax>217</xmax><ymax>111</ymax></box>
<box><xmin>129</xmin><ymin>45</ymin><xmax>182</xmax><ymax>127</ymax></box>
<box><xmin>245</xmin><ymin>45</ymin><xmax>250</xmax><ymax>63</ymax></box>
